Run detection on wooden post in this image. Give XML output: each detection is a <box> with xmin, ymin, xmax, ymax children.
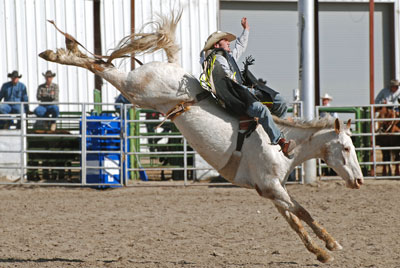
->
<box><xmin>314</xmin><ymin>0</ymin><xmax>320</xmax><ymax>106</ymax></box>
<box><xmin>130</xmin><ymin>0</ymin><xmax>135</xmax><ymax>71</ymax></box>
<box><xmin>369</xmin><ymin>0</ymin><xmax>374</xmax><ymax>105</ymax></box>
<box><xmin>93</xmin><ymin>0</ymin><xmax>103</xmax><ymax>93</ymax></box>
<box><xmin>369</xmin><ymin>0</ymin><xmax>375</xmax><ymax>176</ymax></box>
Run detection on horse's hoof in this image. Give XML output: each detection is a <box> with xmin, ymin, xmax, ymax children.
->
<box><xmin>326</xmin><ymin>241</ymin><xmax>343</xmax><ymax>251</ymax></box>
<box><xmin>317</xmin><ymin>252</ymin><xmax>334</xmax><ymax>263</ymax></box>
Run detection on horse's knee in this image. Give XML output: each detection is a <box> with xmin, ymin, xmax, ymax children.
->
<box><xmin>254</xmin><ymin>183</ymin><xmax>281</xmax><ymax>202</ymax></box>
<box><xmin>255</xmin><ymin>184</ymin><xmax>275</xmax><ymax>199</ymax></box>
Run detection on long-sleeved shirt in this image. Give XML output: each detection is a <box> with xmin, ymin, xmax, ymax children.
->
<box><xmin>36</xmin><ymin>83</ymin><xmax>59</xmax><ymax>102</ymax></box>
<box><xmin>0</xmin><ymin>81</ymin><xmax>29</xmax><ymax>112</ymax></box>
<box><xmin>374</xmin><ymin>87</ymin><xmax>400</xmax><ymax>105</ymax></box>
<box><xmin>213</xmin><ymin>29</ymin><xmax>249</xmax><ymax>83</ymax></box>
<box><xmin>320</xmin><ymin>103</ymin><xmax>338</xmax><ymax>118</ymax></box>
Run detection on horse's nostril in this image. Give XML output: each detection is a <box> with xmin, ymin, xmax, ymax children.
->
<box><xmin>356</xmin><ymin>178</ymin><xmax>363</xmax><ymax>186</ymax></box>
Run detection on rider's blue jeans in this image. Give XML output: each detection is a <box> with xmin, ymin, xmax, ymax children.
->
<box><xmin>246</xmin><ymin>101</ymin><xmax>282</xmax><ymax>144</ymax></box>
<box><xmin>269</xmin><ymin>93</ymin><xmax>287</xmax><ymax>119</ymax></box>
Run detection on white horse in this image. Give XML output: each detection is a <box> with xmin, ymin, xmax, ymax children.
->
<box><xmin>40</xmin><ymin>13</ymin><xmax>363</xmax><ymax>263</ymax></box>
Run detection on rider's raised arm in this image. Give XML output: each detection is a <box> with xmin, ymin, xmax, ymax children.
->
<box><xmin>231</xmin><ymin>29</ymin><xmax>249</xmax><ymax>61</ymax></box>
<box><xmin>231</xmin><ymin>18</ymin><xmax>250</xmax><ymax>61</ymax></box>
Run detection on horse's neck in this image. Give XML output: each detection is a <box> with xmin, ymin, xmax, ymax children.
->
<box><xmin>283</xmin><ymin>125</ymin><xmax>331</xmax><ymax>167</ymax></box>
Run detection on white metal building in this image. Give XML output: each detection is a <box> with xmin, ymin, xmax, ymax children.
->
<box><xmin>0</xmin><ymin>0</ymin><xmax>218</xmax><ymax>110</ymax></box>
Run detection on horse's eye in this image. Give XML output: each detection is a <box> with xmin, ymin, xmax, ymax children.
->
<box><xmin>344</xmin><ymin>147</ymin><xmax>350</xmax><ymax>153</ymax></box>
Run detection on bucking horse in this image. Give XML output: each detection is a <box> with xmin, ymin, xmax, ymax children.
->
<box><xmin>39</xmin><ymin>11</ymin><xmax>364</xmax><ymax>263</ymax></box>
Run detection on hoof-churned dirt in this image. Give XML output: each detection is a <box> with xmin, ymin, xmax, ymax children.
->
<box><xmin>0</xmin><ymin>180</ymin><xmax>399</xmax><ymax>267</ymax></box>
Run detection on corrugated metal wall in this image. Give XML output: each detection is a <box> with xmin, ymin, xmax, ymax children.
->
<box><xmin>0</xmin><ymin>0</ymin><xmax>97</xmax><ymax>109</ymax></box>
<box><xmin>0</xmin><ymin>0</ymin><xmax>217</xmax><ymax>110</ymax></box>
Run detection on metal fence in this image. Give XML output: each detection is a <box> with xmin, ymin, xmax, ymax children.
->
<box><xmin>0</xmin><ymin>102</ymin><xmax>127</xmax><ymax>186</ymax></box>
<box><xmin>4</xmin><ymin>101</ymin><xmax>398</xmax><ymax>186</ymax></box>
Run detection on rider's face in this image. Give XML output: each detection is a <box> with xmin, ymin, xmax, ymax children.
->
<box><xmin>214</xmin><ymin>38</ymin><xmax>231</xmax><ymax>52</ymax></box>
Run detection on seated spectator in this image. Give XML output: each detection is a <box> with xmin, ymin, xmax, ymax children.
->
<box><xmin>320</xmin><ymin>93</ymin><xmax>338</xmax><ymax>118</ymax></box>
<box><xmin>114</xmin><ymin>93</ymin><xmax>130</xmax><ymax>115</ymax></box>
<box><xmin>0</xmin><ymin>71</ymin><xmax>29</xmax><ymax>129</ymax></box>
<box><xmin>34</xmin><ymin>70</ymin><xmax>59</xmax><ymax>131</ymax></box>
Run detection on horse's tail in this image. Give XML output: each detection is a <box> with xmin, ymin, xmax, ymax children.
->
<box><xmin>107</xmin><ymin>10</ymin><xmax>182</xmax><ymax>65</ymax></box>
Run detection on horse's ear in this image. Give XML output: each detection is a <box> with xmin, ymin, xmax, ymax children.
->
<box><xmin>334</xmin><ymin>118</ymin><xmax>341</xmax><ymax>134</ymax></box>
<box><xmin>346</xmin><ymin>119</ymin><xmax>351</xmax><ymax>129</ymax></box>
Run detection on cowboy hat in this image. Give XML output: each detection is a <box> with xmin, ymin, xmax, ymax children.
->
<box><xmin>7</xmin><ymin>70</ymin><xmax>22</xmax><ymax>78</ymax></box>
<box><xmin>202</xmin><ymin>31</ymin><xmax>236</xmax><ymax>52</ymax></box>
<box><xmin>390</xmin><ymin>79</ymin><xmax>399</xmax><ymax>87</ymax></box>
<box><xmin>320</xmin><ymin>93</ymin><xmax>333</xmax><ymax>100</ymax></box>
<box><xmin>42</xmin><ymin>70</ymin><xmax>56</xmax><ymax>77</ymax></box>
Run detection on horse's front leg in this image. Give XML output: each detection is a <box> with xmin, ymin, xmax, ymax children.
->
<box><xmin>255</xmin><ymin>182</ymin><xmax>333</xmax><ymax>263</ymax></box>
<box><xmin>274</xmin><ymin>205</ymin><xmax>333</xmax><ymax>263</ymax></box>
<box><xmin>289</xmin><ymin>198</ymin><xmax>342</xmax><ymax>251</ymax></box>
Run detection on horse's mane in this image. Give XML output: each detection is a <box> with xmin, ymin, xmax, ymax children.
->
<box><xmin>273</xmin><ymin>116</ymin><xmax>336</xmax><ymax>130</ymax></box>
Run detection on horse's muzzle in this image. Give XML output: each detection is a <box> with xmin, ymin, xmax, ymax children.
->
<box><xmin>355</xmin><ymin>178</ymin><xmax>364</xmax><ymax>189</ymax></box>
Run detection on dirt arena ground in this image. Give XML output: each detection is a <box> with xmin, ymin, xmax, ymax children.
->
<box><xmin>0</xmin><ymin>180</ymin><xmax>399</xmax><ymax>268</ymax></box>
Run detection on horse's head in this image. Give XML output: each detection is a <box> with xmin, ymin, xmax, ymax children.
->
<box><xmin>376</xmin><ymin>106</ymin><xmax>399</xmax><ymax>133</ymax></box>
<box><xmin>323</xmin><ymin>119</ymin><xmax>364</xmax><ymax>189</ymax></box>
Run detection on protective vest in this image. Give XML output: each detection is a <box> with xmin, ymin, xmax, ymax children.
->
<box><xmin>200</xmin><ymin>49</ymin><xmax>279</xmax><ymax>116</ymax></box>
<box><xmin>200</xmin><ymin>49</ymin><xmax>257</xmax><ymax>116</ymax></box>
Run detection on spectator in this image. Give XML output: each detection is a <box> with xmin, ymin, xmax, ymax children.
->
<box><xmin>34</xmin><ymin>70</ymin><xmax>59</xmax><ymax>131</ymax></box>
<box><xmin>114</xmin><ymin>93</ymin><xmax>130</xmax><ymax>115</ymax></box>
<box><xmin>374</xmin><ymin>79</ymin><xmax>400</xmax><ymax>177</ymax></box>
<box><xmin>320</xmin><ymin>93</ymin><xmax>338</xmax><ymax>118</ymax></box>
<box><xmin>0</xmin><ymin>70</ymin><xmax>29</xmax><ymax>129</ymax></box>
<box><xmin>375</xmin><ymin>79</ymin><xmax>400</xmax><ymax>106</ymax></box>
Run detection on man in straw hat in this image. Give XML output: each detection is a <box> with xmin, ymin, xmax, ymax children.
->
<box><xmin>0</xmin><ymin>70</ymin><xmax>29</xmax><ymax>129</ymax></box>
<box><xmin>320</xmin><ymin>93</ymin><xmax>338</xmax><ymax>118</ymax></box>
<box><xmin>200</xmin><ymin>18</ymin><xmax>295</xmax><ymax>158</ymax></box>
<box><xmin>34</xmin><ymin>70</ymin><xmax>59</xmax><ymax>131</ymax></box>
<box><xmin>375</xmin><ymin>79</ymin><xmax>400</xmax><ymax>106</ymax></box>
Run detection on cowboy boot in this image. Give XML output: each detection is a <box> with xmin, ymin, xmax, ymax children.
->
<box><xmin>278</xmin><ymin>138</ymin><xmax>296</xmax><ymax>159</ymax></box>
